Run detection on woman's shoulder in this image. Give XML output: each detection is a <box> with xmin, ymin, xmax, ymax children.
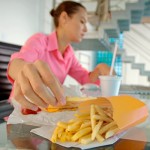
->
<box><xmin>24</xmin><ymin>33</ymin><xmax>50</xmax><ymax>47</ymax></box>
<box><xmin>28</xmin><ymin>33</ymin><xmax>48</xmax><ymax>41</ymax></box>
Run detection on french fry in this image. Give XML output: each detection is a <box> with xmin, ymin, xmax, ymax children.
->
<box><xmin>77</xmin><ymin>116</ymin><xmax>90</xmax><ymax>121</ymax></box>
<box><xmin>94</xmin><ymin>105</ymin><xmax>108</xmax><ymax>117</ymax></box>
<box><xmin>71</xmin><ymin>127</ymin><xmax>92</xmax><ymax>141</ymax></box>
<box><xmin>68</xmin><ymin>118</ymin><xmax>77</xmax><ymax>124</ymax></box>
<box><xmin>96</xmin><ymin>134</ymin><xmax>105</xmax><ymax>143</ymax></box>
<box><xmin>90</xmin><ymin>105</ymin><xmax>96</xmax><ymax>130</ymax></box>
<box><xmin>57</xmin><ymin>127</ymin><xmax>64</xmax><ymax>138</ymax></box>
<box><xmin>99</xmin><ymin>121</ymin><xmax>117</xmax><ymax>135</ymax></box>
<box><xmin>57</xmin><ymin>121</ymin><xmax>68</xmax><ymax>129</ymax></box>
<box><xmin>92</xmin><ymin>114</ymin><xmax>113</xmax><ymax>122</ymax></box>
<box><xmin>80</xmin><ymin>121</ymin><xmax>91</xmax><ymax>129</ymax></box>
<box><xmin>75</xmin><ymin>112</ymin><xmax>90</xmax><ymax>118</ymax></box>
<box><xmin>80</xmin><ymin>133</ymin><xmax>92</xmax><ymax>144</ymax></box>
<box><xmin>66</xmin><ymin>132</ymin><xmax>73</xmax><ymax>141</ymax></box>
<box><xmin>60</xmin><ymin>132</ymin><xmax>67</xmax><ymax>142</ymax></box>
<box><xmin>103</xmin><ymin>107</ymin><xmax>113</xmax><ymax>118</ymax></box>
<box><xmin>51</xmin><ymin>126</ymin><xmax>59</xmax><ymax>143</ymax></box>
<box><xmin>105</xmin><ymin>127</ymin><xmax>119</xmax><ymax>139</ymax></box>
<box><xmin>67</xmin><ymin>121</ymin><xmax>82</xmax><ymax>132</ymax></box>
<box><xmin>91</xmin><ymin>120</ymin><xmax>103</xmax><ymax>140</ymax></box>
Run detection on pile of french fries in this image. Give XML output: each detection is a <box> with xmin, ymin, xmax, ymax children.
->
<box><xmin>51</xmin><ymin>104</ymin><xmax>119</xmax><ymax>144</ymax></box>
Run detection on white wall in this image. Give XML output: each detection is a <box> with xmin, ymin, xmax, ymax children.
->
<box><xmin>38</xmin><ymin>0</ymin><xmax>54</xmax><ymax>34</ymax></box>
<box><xmin>0</xmin><ymin>0</ymin><xmax>53</xmax><ymax>45</ymax></box>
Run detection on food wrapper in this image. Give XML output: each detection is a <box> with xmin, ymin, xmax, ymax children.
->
<box><xmin>30</xmin><ymin>95</ymin><xmax>148</xmax><ymax>149</ymax></box>
<box><xmin>78</xmin><ymin>95</ymin><xmax>149</xmax><ymax>133</ymax></box>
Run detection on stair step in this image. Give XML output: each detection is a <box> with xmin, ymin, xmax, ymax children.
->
<box><xmin>104</xmin><ymin>29</ymin><xmax>119</xmax><ymax>38</ymax></box>
<box><xmin>118</xmin><ymin>19</ymin><xmax>130</xmax><ymax>32</ymax></box>
<box><xmin>99</xmin><ymin>21</ymin><xmax>119</xmax><ymax>40</ymax></box>
<box><xmin>131</xmin><ymin>10</ymin><xmax>143</xmax><ymax>23</ymax></box>
<box><xmin>126</xmin><ymin>0</ymin><xmax>144</xmax><ymax>11</ymax></box>
<box><xmin>142</xmin><ymin>1</ymin><xmax>150</xmax><ymax>16</ymax></box>
<box><xmin>132</xmin><ymin>63</ymin><xmax>145</xmax><ymax>70</ymax></box>
<box><xmin>122</xmin><ymin>55</ymin><xmax>135</xmax><ymax>63</ymax></box>
<box><xmin>110</xmin><ymin>10</ymin><xmax>130</xmax><ymax>21</ymax></box>
<box><xmin>140</xmin><ymin>70</ymin><xmax>150</xmax><ymax>76</ymax></box>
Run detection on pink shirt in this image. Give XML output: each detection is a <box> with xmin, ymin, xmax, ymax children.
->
<box><xmin>8</xmin><ymin>31</ymin><xmax>98</xmax><ymax>98</ymax></box>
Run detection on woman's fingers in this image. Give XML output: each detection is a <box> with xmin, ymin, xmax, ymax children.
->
<box><xmin>34</xmin><ymin>60</ymin><xmax>66</xmax><ymax>106</ymax></box>
<box><xmin>23</xmin><ymin>62</ymin><xmax>57</xmax><ymax>106</ymax></box>
<box><xmin>18</xmin><ymin>70</ymin><xmax>48</xmax><ymax>108</ymax></box>
<box><xmin>98</xmin><ymin>64</ymin><xmax>110</xmax><ymax>75</ymax></box>
<box><xmin>97</xmin><ymin>63</ymin><xmax>116</xmax><ymax>76</ymax></box>
<box><xmin>13</xmin><ymin>81</ymin><xmax>39</xmax><ymax>111</ymax></box>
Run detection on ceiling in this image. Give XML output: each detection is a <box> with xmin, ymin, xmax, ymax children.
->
<box><xmin>54</xmin><ymin>0</ymin><xmax>139</xmax><ymax>11</ymax></box>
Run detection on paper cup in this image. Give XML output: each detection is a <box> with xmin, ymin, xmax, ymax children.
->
<box><xmin>99</xmin><ymin>76</ymin><xmax>122</xmax><ymax>97</ymax></box>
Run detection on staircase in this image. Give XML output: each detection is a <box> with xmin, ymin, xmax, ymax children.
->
<box><xmin>99</xmin><ymin>0</ymin><xmax>146</xmax><ymax>38</ymax></box>
<box><xmin>96</xmin><ymin>0</ymin><xmax>150</xmax><ymax>83</ymax></box>
<box><xmin>122</xmin><ymin>54</ymin><xmax>150</xmax><ymax>81</ymax></box>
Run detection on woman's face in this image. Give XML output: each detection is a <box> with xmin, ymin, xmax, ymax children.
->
<box><xmin>64</xmin><ymin>7</ymin><xmax>88</xmax><ymax>43</ymax></box>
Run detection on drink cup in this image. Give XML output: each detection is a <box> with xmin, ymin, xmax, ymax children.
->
<box><xmin>99</xmin><ymin>76</ymin><xmax>122</xmax><ymax>97</ymax></box>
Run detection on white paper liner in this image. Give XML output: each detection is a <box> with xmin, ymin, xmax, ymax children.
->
<box><xmin>31</xmin><ymin>125</ymin><xmax>125</xmax><ymax>150</ymax></box>
<box><xmin>7</xmin><ymin>106</ymin><xmax>76</xmax><ymax>126</ymax></box>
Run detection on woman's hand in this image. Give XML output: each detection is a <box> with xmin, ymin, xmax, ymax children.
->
<box><xmin>89</xmin><ymin>63</ymin><xmax>116</xmax><ymax>82</ymax></box>
<box><xmin>10</xmin><ymin>59</ymin><xmax>66</xmax><ymax>111</ymax></box>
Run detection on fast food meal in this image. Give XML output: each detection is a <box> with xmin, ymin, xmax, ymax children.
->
<box><xmin>51</xmin><ymin>104</ymin><xmax>119</xmax><ymax>144</ymax></box>
<box><xmin>43</xmin><ymin>97</ymin><xmax>96</xmax><ymax>112</ymax></box>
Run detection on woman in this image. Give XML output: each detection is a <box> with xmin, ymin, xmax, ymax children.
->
<box><xmin>7</xmin><ymin>1</ymin><xmax>112</xmax><ymax>113</ymax></box>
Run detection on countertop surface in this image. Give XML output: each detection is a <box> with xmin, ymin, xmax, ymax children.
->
<box><xmin>0</xmin><ymin>121</ymin><xmax>150</xmax><ymax>150</ymax></box>
<box><xmin>0</xmin><ymin>85</ymin><xmax>150</xmax><ymax>150</ymax></box>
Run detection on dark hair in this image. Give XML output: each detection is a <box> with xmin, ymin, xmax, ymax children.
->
<box><xmin>50</xmin><ymin>1</ymin><xmax>86</xmax><ymax>27</ymax></box>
